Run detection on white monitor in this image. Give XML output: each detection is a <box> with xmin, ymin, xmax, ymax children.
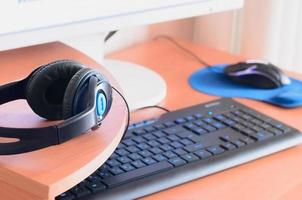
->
<box><xmin>0</xmin><ymin>0</ymin><xmax>244</xmax><ymax>110</ymax></box>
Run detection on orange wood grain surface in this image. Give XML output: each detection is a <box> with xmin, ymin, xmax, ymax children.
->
<box><xmin>0</xmin><ymin>43</ymin><xmax>128</xmax><ymax>200</ymax></box>
<box><xmin>108</xmin><ymin>38</ymin><xmax>302</xmax><ymax>200</ymax></box>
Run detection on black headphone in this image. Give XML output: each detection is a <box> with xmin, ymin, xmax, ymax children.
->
<box><xmin>0</xmin><ymin>60</ymin><xmax>113</xmax><ymax>155</ymax></box>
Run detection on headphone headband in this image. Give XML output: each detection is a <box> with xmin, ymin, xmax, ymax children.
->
<box><xmin>0</xmin><ymin>61</ymin><xmax>113</xmax><ymax>155</ymax></box>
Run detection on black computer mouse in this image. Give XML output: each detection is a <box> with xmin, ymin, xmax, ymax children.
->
<box><xmin>224</xmin><ymin>60</ymin><xmax>291</xmax><ymax>89</ymax></box>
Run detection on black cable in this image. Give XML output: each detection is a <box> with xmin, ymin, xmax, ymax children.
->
<box><xmin>111</xmin><ymin>86</ymin><xmax>130</xmax><ymax>140</ymax></box>
<box><xmin>105</xmin><ymin>31</ymin><xmax>118</xmax><ymax>43</ymax></box>
<box><xmin>134</xmin><ymin>105</ymin><xmax>170</xmax><ymax>113</ymax></box>
<box><xmin>154</xmin><ymin>35</ymin><xmax>211</xmax><ymax>67</ymax></box>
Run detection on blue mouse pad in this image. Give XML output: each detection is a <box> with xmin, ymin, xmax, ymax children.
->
<box><xmin>189</xmin><ymin>64</ymin><xmax>302</xmax><ymax>108</ymax></box>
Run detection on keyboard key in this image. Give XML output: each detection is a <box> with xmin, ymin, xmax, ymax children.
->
<box><xmin>261</xmin><ymin>123</ymin><xmax>273</xmax><ymax>130</ymax></box>
<box><xmin>214</xmin><ymin>114</ymin><xmax>225</xmax><ymax>121</ymax></box>
<box><xmin>163</xmin><ymin>151</ymin><xmax>177</xmax><ymax>159</ymax></box>
<box><xmin>168</xmin><ymin>157</ymin><xmax>186</xmax><ymax>167</ymax></box>
<box><xmin>270</xmin><ymin>128</ymin><xmax>283</xmax><ymax>136</ymax></box>
<box><xmin>153</xmin><ymin>124</ymin><xmax>165</xmax><ymax>130</ymax></box>
<box><xmin>126</xmin><ymin>146</ymin><xmax>140</xmax><ymax>153</ymax></box>
<box><xmin>109</xmin><ymin>153</ymin><xmax>118</xmax><ymax>159</ymax></box>
<box><xmin>220</xmin><ymin>135</ymin><xmax>232</xmax><ymax>142</ymax></box>
<box><xmin>180</xmin><ymin>139</ymin><xmax>193</xmax><ymax>146</ymax></box>
<box><xmin>157</xmin><ymin>137</ymin><xmax>171</xmax><ymax>144</ymax></box>
<box><xmin>117</xmin><ymin>156</ymin><xmax>132</xmax><ymax>164</ymax></box>
<box><xmin>56</xmin><ymin>192</ymin><xmax>75</xmax><ymax>200</ymax></box>
<box><xmin>163</xmin><ymin>126</ymin><xmax>187</xmax><ymax>134</ymax></box>
<box><xmin>203</xmin><ymin>118</ymin><xmax>215</xmax><ymax>124</ymax></box>
<box><xmin>117</xmin><ymin>143</ymin><xmax>126</xmax><ymax>149</ymax></box>
<box><xmin>194</xmin><ymin>120</ymin><xmax>207</xmax><ymax>127</ymax></box>
<box><xmin>192</xmin><ymin>127</ymin><xmax>207</xmax><ymax>135</ymax></box>
<box><xmin>149</xmin><ymin>147</ymin><xmax>163</xmax><ymax>154</ymax></box>
<box><xmin>110</xmin><ymin>167</ymin><xmax>124</xmax><ymax>175</ymax></box>
<box><xmin>251</xmin><ymin>132</ymin><xmax>274</xmax><ymax>141</ymax></box>
<box><xmin>184</xmin><ymin>143</ymin><xmax>204</xmax><ymax>152</ymax></box>
<box><xmin>107</xmin><ymin>159</ymin><xmax>121</xmax><ymax>167</ymax></box>
<box><xmin>143</xmin><ymin>133</ymin><xmax>157</xmax><ymax>141</ymax></box>
<box><xmin>132</xmin><ymin>136</ymin><xmax>146</xmax><ymax>143</ymax></box>
<box><xmin>160</xmin><ymin>144</ymin><xmax>174</xmax><ymax>152</ymax></box>
<box><xmin>173</xmin><ymin>148</ymin><xmax>188</xmax><ymax>156</ymax></box>
<box><xmin>132</xmin><ymin>160</ymin><xmax>146</xmax><ymax>168</ymax></box>
<box><xmin>142</xmin><ymin>157</ymin><xmax>157</xmax><ymax>165</ymax></box>
<box><xmin>194</xmin><ymin>150</ymin><xmax>212</xmax><ymax>159</ymax></box>
<box><xmin>153</xmin><ymin>154</ymin><xmax>168</xmax><ymax>162</ymax></box>
<box><xmin>120</xmin><ymin>163</ymin><xmax>136</xmax><ymax>172</ymax></box>
<box><xmin>133</xmin><ymin>129</ymin><xmax>146</xmax><ymax>135</ymax></box>
<box><xmin>147</xmin><ymin>140</ymin><xmax>160</xmax><ymax>147</ymax></box>
<box><xmin>175</xmin><ymin>118</ymin><xmax>186</xmax><ymax>124</ymax></box>
<box><xmin>181</xmin><ymin>153</ymin><xmax>199</xmax><ymax>163</ymax></box>
<box><xmin>86</xmin><ymin>182</ymin><xmax>106</xmax><ymax>193</ymax></box>
<box><xmin>251</xmin><ymin>126</ymin><xmax>263</xmax><ymax>132</ymax></box>
<box><xmin>194</xmin><ymin>113</ymin><xmax>203</xmax><ymax>119</ymax></box>
<box><xmin>221</xmin><ymin>142</ymin><xmax>236</xmax><ymax>151</ymax></box>
<box><xmin>144</xmin><ymin>126</ymin><xmax>156</xmax><ymax>133</ymax></box>
<box><xmin>163</xmin><ymin>121</ymin><xmax>175</xmax><ymax>127</ymax></box>
<box><xmin>232</xmin><ymin>140</ymin><xmax>246</xmax><ymax>148</ymax></box>
<box><xmin>123</xmin><ymin>139</ymin><xmax>136</xmax><ymax>146</ymax></box>
<box><xmin>139</xmin><ymin>150</ymin><xmax>153</xmax><ymax>157</ymax></box>
<box><xmin>115</xmin><ymin>149</ymin><xmax>129</xmax><ymax>156</ymax></box>
<box><xmin>183</xmin><ymin>123</ymin><xmax>197</xmax><ymax>130</ymax></box>
<box><xmin>102</xmin><ymin>162</ymin><xmax>173</xmax><ymax>188</ymax></box>
<box><xmin>203</xmin><ymin>125</ymin><xmax>217</xmax><ymax>132</ymax></box>
<box><xmin>240</xmin><ymin>137</ymin><xmax>255</xmax><ymax>144</ymax></box>
<box><xmin>137</xmin><ymin>143</ymin><xmax>151</xmax><ymax>150</ymax></box>
<box><xmin>167</xmin><ymin>134</ymin><xmax>180</xmax><ymax>141</ymax></box>
<box><xmin>212</xmin><ymin>122</ymin><xmax>225</xmax><ymax>129</ymax></box>
<box><xmin>206</xmin><ymin>145</ymin><xmax>225</xmax><ymax>155</ymax></box>
<box><xmin>241</xmin><ymin>129</ymin><xmax>255</xmax><ymax>136</ymax></box>
<box><xmin>97</xmin><ymin>170</ymin><xmax>111</xmax><ymax>178</ymax></box>
<box><xmin>170</xmin><ymin>141</ymin><xmax>183</xmax><ymax>149</ymax></box>
<box><xmin>185</xmin><ymin>116</ymin><xmax>195</xmax><ymax>121</ymax></box>
<box><xmin>273</xmin><ymin>123</ymin><xmax>291</xmax><ymax>133</ymax></box>
<box><xmin>153</xmin><ymin>131</ymin><xmax>166</xmax><ymax>138</ymax></box>
<box><xmin>128</xmin><ymin>153</ymin><xmax>143</xmax><ymax>160</ymax></box>
<box><xmin>224</xmin><ymin>119</ymin><xmax>235</xmax><ymax>126</ymax></box>
<box><xmin>176</xmin><ymin>131</ymin><xmax>197</xmax><ymax>140</ymax></box>
<box><xmin>87</xmin><ymin>174</ymin><xmax>100</xmax><ymax>183</ymax></box>
<box><xmin>70</xmin><ymin>186</ymin><xmax>91</xmax><ymax>198</ymax></box>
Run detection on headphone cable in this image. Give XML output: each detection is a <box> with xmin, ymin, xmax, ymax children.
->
<box><xmin>111</xmin><ymin>86</ymin><xmax>130</xmax><ymax>140</ymax></box>
<box><xmin>133</xmin><ymin>105</ymin><xmax>170</xmax><ymax>113</ymax></box>
<box><xmin>154</xmin><ymin>35</ymin><xmax>211</xmax><ymax>67</ymax></box>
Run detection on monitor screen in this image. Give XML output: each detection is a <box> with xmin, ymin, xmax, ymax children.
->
<box><xmin>1</xmin><ymin>0</ymin><xmax>203</xmax><ymax>35</ymax></box>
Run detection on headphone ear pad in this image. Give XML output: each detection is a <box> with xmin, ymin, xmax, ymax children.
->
<box><xmin>26</xmin><ymin>60</ymin><xmax>83</xmax><ymax>120</ymax></box>
<box><xmin>62</xmin><ymin>68</ymin><xmax>97</xmax><ymax>119</ymax></box>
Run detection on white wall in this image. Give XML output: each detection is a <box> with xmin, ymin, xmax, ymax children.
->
<box><xmin>193</xmin><ymin>0</ymin><xmax>302</xmax><ymax>73</ymax></box>
<box><xmin>104</xmin><ymin>18</ymin><xmax>195</xmax><ymax>54</ymax></box>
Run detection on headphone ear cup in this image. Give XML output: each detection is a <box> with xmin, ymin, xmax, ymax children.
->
<box><xmin>26</xmin><ymin>60</ymin><xmax>83</xmax><ymax>120</ymax></box>
<box><xmin>62</xmin><ymin>68</ymin><xmax>98</xmax><ymax>119</ymax></box>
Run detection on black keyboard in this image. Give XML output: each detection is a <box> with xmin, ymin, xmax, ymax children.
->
<box><xmin>56</xmin><ymin>98</ymin><xmax>302</xmax><ymax>200</ymax></box>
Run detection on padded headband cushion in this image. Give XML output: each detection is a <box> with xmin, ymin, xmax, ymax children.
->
<box><xmin>26</xmin><ymin>60</ymin><xmax>84</xmax><ymax>120</ymax></box>
<box><xmin>62</xmin><ymin>68</ymin><xmax>104</xmax><ymax>119</ymax></box>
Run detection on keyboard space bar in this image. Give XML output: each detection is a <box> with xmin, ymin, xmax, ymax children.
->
<box><xmin>103</xmin><ymin>162</ymin><xmax>173</xmax><ymax>188</ymax></box>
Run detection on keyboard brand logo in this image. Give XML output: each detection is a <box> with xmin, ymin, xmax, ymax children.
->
<box><xmin>204</xmin><ymin>101</ymin><xmax>220</xmax><ymax>108</ymax></box>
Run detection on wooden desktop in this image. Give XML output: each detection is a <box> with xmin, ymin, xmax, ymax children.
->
<box><xmin>109</xmin><ymin>38</ymin><xmax>302</xmax><ymax>200</ymax></box>
<box><xmin>0</xmin><ymin>38</ymin><xmax>301</xmax><ymax>199</ymax></box>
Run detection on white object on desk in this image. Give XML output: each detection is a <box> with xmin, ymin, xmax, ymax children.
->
<box><xmin>0</xmin><ymin>0</ymin><xmax>244</xmax><ymax>110</ymax></box>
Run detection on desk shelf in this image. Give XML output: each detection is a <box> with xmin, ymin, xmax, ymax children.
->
<box><xmin>0</xmin><ymin>43</ymin><xmax>127</xmax><ymax>200</ymax></box>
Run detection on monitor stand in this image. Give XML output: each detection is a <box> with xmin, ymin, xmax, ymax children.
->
<box><xmin>62</xmin><ymin>34</ymin><xmax>167</xmax><ymax>111</ymax></box>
